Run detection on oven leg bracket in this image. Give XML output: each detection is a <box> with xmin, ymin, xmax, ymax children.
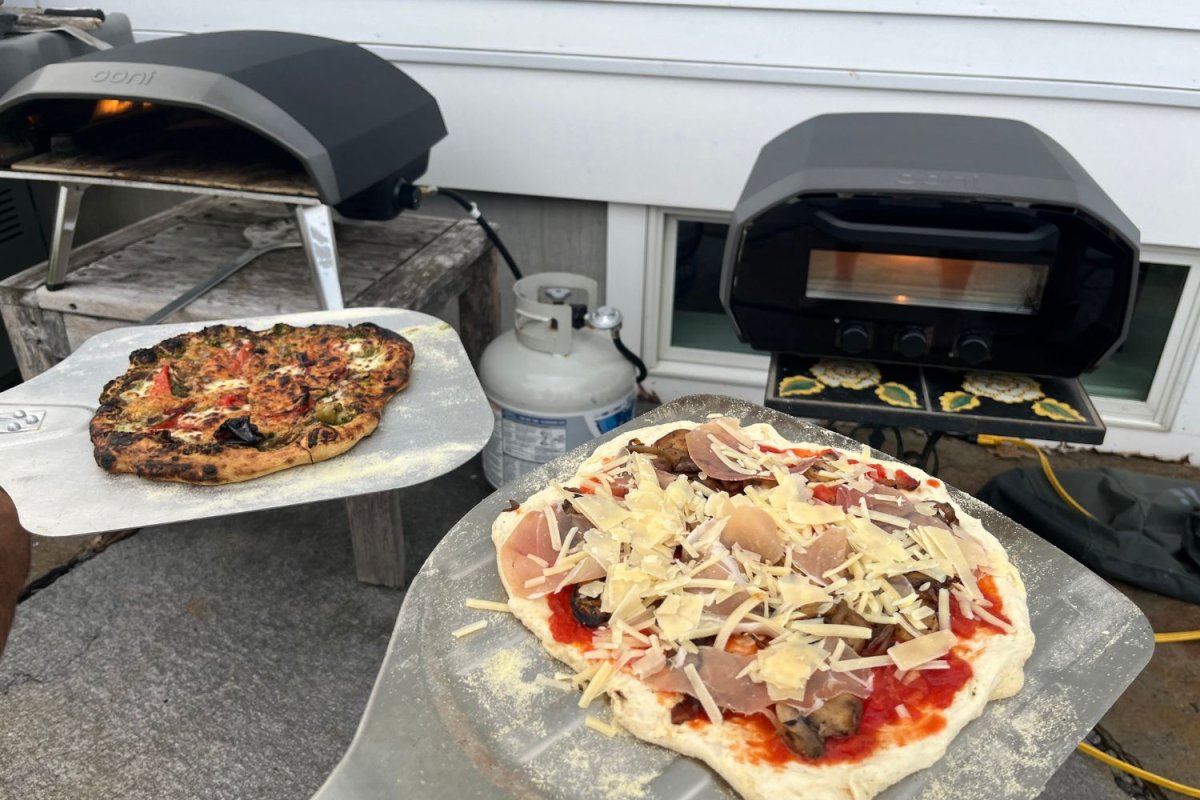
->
<box><xmin>293</xmin><ymin>204</ymin><xmax>344</xmax><ymax>310</ymax></box>
<box><xmin>45</xmin><ymin>183</ymin><xmax>88</xmax><ymax>291</ymax></box>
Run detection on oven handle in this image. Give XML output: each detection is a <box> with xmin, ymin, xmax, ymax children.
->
<box><xmin>814</xmin><ymin>210</ymin><xmax>1058</xmax><ymax>253</ymax></box>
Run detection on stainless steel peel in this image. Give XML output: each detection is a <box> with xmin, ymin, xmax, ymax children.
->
<box><xmin>0</xmin><ymin>307</ymin><xmax>494</xmax><ymax>537</ymax></box>
<box><xmin>312</xmin><ymin>395</ymin><xmax>1154</xmax><ymax>800</ymax></box>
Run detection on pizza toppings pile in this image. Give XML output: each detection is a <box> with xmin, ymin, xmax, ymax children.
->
<box><xmin>90</xmin><ymin>322</ymin><xmax>413</xmax><ymax>484</ymax></box>
<box><xmin>491</xmin><ymin>417</ymin><xmax>1033</xmax><ymax>799</ymax></box>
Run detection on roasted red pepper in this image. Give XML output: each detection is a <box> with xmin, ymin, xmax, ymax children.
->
<box><xmin>811</xmin><ymin>484</ymin><xmax>838</xmax><ymax>504</ymax></box>
<box><xmin>151</xmin><ymin>363</ymin><xmax>172</xmax><ymax>396</ymax></box>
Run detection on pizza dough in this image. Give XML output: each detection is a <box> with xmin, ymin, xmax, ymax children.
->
<box><xmin>491</xmin><ymin>418</ymin><xmax>1034</xmax><ymax>800</ymax></box>
<box><xmin>89</xmin><ymin>321</ymin><xmax>413</xmax><ymax>484</ymax></box>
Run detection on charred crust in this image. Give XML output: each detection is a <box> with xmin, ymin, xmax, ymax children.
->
<box><xmin>95</xmin><ymin>448</ymin><xmax>117</xmax><ymax>469</ymax></box>
<box><xmin>129</xmin><ymin>347</ymin><xmax>158</xmax><ymax>366</ymax></box>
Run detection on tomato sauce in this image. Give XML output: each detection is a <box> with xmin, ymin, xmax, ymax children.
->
<box><xmin>546</xmin><ymin>587</ymin><xmax>595</xmax><ymax>647</ymax></box>
<box><xmin>951</xmin><ymin>574</ymin><xmax>1010</xmax><ymax>639</ymax></box>
<box><xmin>702</xmin><ymin>574</ymin><xmax>1010</xmax><ymax>767</ymax></box>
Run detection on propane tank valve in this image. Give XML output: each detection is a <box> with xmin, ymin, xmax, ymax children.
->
<box><xmin>586</xmin><ymin>306</ymin><xmax>623</xmax><ymax>331</ymax></box>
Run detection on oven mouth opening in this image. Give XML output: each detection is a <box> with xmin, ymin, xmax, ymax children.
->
<box><xmin>1</xmin><ymin>98</ymin><xmax>309</xmax><ymax>192</ymax></box>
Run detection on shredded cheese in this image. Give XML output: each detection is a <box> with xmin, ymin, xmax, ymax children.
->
<box><xmin>684</xmin><ymin>663</ymin><xmax>723</xmax><ymax>725</ymax></box>
<box><xmin>465</xmin><ymin>599</ymin><xmax>511</xmax><ymax>613</ymax></box>
<box><xmin>577</xmin><ymin>662</ymin><xmax>616</xmax><ymax>708</ymax></box>
<box><xmin>451</xmin><ymin>620</ymin><xmax>488</xmax><ymax>638</ymax></box>
<box><xmin>585</xmin><ymin>715</ymin><xmax>621</xmax><ymax>737</ymax></box>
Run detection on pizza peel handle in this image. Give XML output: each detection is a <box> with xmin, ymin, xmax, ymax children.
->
<box><xmin>0</xmin><ymin>307</ymin><xmax>495</xmax><ymax>538</ymax></box>
<box><xmin>314</xmin><ymin>394</ymin><xmax>1154</xmax><ymax>800</ymax></box>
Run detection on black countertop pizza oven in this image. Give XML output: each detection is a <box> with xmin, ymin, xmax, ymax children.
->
<box><xmin>719</xmin><ymin>113</ymin><xmax>1140</xmax><ymax>378</ymax></box>
<box><xmin>0</xmin><ymin>30</ymin><xmax>447</xmax><ymax>219</ymax></box>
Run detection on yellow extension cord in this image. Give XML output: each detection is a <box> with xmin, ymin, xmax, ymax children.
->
<box><xmin>976</xmin><ymin>433</ymin><xmax>1200</xmax><ymax>796</ymax></box>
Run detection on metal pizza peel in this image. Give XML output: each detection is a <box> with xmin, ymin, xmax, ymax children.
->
<box><xmin>312</xmin><ymin>394</ymin><xmax>1154</xmax><ymax>800</ymax></box>
<box><xmin>0</xmin><ymin>307</ymin><xmax>494</xmax><ymax>537</ymax></box>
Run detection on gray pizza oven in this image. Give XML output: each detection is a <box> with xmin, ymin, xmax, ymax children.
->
<box><xmin>720</xmin><ymin>113</ymin><xmax>1140</xmax><ymax>377</ymax></box>
<box><xmin>0</xmin><ymin>30</ymin><xmax>448</xmax><ymax>219</ymax></box>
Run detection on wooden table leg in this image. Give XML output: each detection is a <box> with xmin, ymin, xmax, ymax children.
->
<box><xmin>457</xmin><ymin>249</ymin><xmax>501</xmax><ymax>368</ymax></box>
<box><xmin>344</xmin><ymin>491</ymin><xmax>406</xmax><ymax>588</ymax></box>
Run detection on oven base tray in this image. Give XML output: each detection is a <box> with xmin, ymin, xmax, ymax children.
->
<box><xmin>767</xmin><ymin>354</ymin><xmax>1106</xmax><ymax>444</ymax></box>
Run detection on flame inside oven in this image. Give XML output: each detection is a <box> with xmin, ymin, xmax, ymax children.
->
<box><xmin>91</xmin><ymin>98</ymin><xmax>154</xmax><ymax>120</ymax></box>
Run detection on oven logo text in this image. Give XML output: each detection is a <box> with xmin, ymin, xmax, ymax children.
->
<box><xmin>90</xmin><ymin>70</ymin><xmax>156</xmax><ymax>87</ymax></box>
<box><xmin>895</xmin><ymin>171</ymin><xmax>979</xmax><ymax>190</ymax></box>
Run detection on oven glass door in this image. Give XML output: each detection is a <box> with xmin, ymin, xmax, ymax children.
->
<box><xmin>805</xmin><ymin>250</ymin><xmax>1051</xmax><ymax>315</ymax></box>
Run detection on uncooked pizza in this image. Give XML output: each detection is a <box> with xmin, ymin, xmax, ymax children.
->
<box><xmin>491</xmin><ymin>417</ymin><xmax>1034</xmax><ymax>800</ymax></box>
<box><xmin>90</xmin><ymin>322</ymin><xmax>413</xmax><ymax>484</ymax></box>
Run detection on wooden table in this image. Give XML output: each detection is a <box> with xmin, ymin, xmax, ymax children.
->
<box><xmin>0</xmin><ymin>196</ymin><xmax>499</xmax><ymax>588</ymax></box>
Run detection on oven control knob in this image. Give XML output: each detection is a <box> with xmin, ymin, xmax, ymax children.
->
<box><xmin>896</xmin><ymin>327</ymin><xmax>929</xmax><ymax>359</ymax></box>
<box><xmin>957</xmin><ymin>333</ymin><xmax>991</xmax><ymax>365</ymax></box>
<box><xmin>837</xmin><ymin>322</ymin><xmax>870</xmax><ymax>354</ymax></box>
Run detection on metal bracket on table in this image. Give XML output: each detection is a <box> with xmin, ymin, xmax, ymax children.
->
<box><xmin>44</xmin><ymin>182</ymin><xmax>87</xmax><ymax>291</ymax></box>
<box><xmin>0</xmin><ymin>409</ymin><xmax>45</xmax><ymax>434</ymax></box>
<box><xmin>294</xmin><ymin>204</ymin><xmax>344</xmax><ymax>310</ymax></box>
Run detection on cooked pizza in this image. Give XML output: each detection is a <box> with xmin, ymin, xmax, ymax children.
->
<box><xmin>90</xmin><ymin>321</ymin><xmax>413</xmax><ymax>484</ymax></box>
<box><xmin>491</xmin><ymin>417</ymin><xmax>1034</xmax><ymax>800</ymax></box>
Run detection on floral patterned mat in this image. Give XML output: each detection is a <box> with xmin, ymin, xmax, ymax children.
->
<box><xmin>773</xmin><ymin>356</ymin><xmax>1097</xmax><ymax>432</ymax></box>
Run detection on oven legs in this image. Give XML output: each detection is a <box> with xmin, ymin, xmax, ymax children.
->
<box><xmin>44</xmin><ymin>183</ymin><xmax>87</xmax><ymax>291</ymax></box>
<box><xmin>293</xmin><ymin>204</ymin><xmax>344</xmax><ymax>310</ymax></box>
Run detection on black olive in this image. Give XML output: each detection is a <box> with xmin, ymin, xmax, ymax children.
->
<box><xmin>569</xmin><ymin>584</ymin><xmax>609</xmax><ymax>628</ymax></box>
<box><xmin>670</xmin><ymin>695</ymin><xmax>705</xmax><ymax>725</ymax></box>
<box><xmin>213</xmin><ymin>416</ymin><xmax>265</xmax><ymax>445</ymax></box>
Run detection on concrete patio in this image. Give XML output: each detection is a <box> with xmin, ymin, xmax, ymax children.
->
<box><xmin>1</xmin><ymin>436</ymin><xmax>1197</xmax><ymax>800</ymax></box>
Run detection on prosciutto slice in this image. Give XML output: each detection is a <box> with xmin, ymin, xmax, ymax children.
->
<box><xmin>646</xmin><ymin>646</ymin><xmax>773</xmax><ymax>715</ymax></box>
<box><xmin>644</xmin><ymin>645</ymin><xmax>873</xmax><ymax>717</ymax></box>
<box><xmin>498</xmin><ymin>505</ymin><xmax>605</xmax><ymax>598</ymax></box>
<box><xmin>685</xmin><ymin>419</ymin><xmax>762</xmax><ymax>481</ymax></box>
<box><xmin>786</xmin><ymin>666</ymin><xmax>874</xmax><ymax>714</ymax></box>
<box><xmin>792</xmin><ymin>528</ymin><xmax>850</xmax><ymax>582</ymax></box>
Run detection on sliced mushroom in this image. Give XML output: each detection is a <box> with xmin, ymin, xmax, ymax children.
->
<box><xmin>774</xmin><ymin>704</ymin><xmax>824</xmax><ymax>759</ymax></box>
<box><xmin>806</xmin><ymin>694</ymin><xmax>863</xmax><ymax>739</ymax></box>
<box><xmin>803</xmin><ymin>461</ymin><xmax>837</xmax><ymax>483</ymax></box>
<box><xmin>861</xmin><ymin>624</ymin><xmax>897</xmax><ymax>658</ymax></box>
<box><xmin>569</xmin><ymin>584</ymin><xmax>609</xmax><ymax>628</ymax></box>
<box><xmin>830</xmin><ymin>602</ymin><xmax>872</xmax><ymax>654</ymax></box>
<box><xmin>906</xmin><ymin>572</ymin><xmax>952</xmax><ymax>608</ymax></box>
<box><xmin>933</xmin><ymin>501</ymin><xmax>959</xmax><ymax>527</ymax></box>
<box><xmin>652</xmin><ymin>429</ymin><xmax>690</xmax><ymax>453</ymax></box>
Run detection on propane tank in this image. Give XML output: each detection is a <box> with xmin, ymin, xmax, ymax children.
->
<box><xmin>480</xmin><ymin>272</ymin><xmax>637</xmax><ymax>488</ymax></box>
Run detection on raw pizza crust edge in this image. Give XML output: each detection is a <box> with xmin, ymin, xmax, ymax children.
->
<box><xmin>490</xmin><ymin>419</ymin><xmax>1035</xmax><ymax>800</ymax></box>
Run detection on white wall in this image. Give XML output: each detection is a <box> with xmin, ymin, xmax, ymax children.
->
<box><xmin>115</xmin><ymin>1</ymin><xmax>1200</xmax><ymax>457</ymax></box>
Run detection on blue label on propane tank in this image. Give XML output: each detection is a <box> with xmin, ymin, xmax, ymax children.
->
<box><xmin>502</xmin><ymin>409</ymin><xmax>566</xmax><ymax>427</ymax></box>
<box><xmin>594</xmin><ymin>398</ymin><xmax>634</xmax><ymax>433</ymax></box>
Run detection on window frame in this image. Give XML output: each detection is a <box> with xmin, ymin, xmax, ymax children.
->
<box><xmin>610</xmin><ymin>205</ymin><xmax>1200</xmax><ymax>432</ymax></box>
